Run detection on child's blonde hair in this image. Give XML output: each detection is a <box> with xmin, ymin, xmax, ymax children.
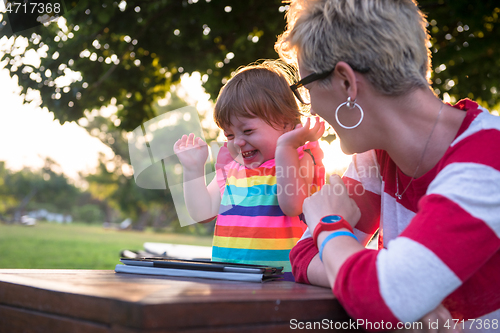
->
<box><xmin>214</xmin><ymin>60</ymin><xmax>302</xmax><ymax>131</ymax></box>
<box><xmin>275</xmin><ymin>0</ymin><xmax>432</xmax><ymax>96</ymax></box>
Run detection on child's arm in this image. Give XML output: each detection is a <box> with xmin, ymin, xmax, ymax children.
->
<box><xmin>275</xmin><ymin>118</ymin><xmax>325</xmax><ymax>216</ymax></box>
<box><xmin>173</xmin><ymin>133</ymin><xmax>221</xmax><ymax>223</ymax></box>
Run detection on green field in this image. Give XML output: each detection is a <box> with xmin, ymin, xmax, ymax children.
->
<box><xmin>0</xmin><ymin>222</ymin><xmax>213</xmax><ymax>269</ymax></box>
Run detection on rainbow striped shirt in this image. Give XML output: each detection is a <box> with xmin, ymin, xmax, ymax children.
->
<box><xmin>213</xmin><ymin>142</ymin><xmax>325</xmax><ymax>273</ymax></box>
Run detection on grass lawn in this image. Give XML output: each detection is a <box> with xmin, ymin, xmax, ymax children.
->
<box><xmin>0</xmin><ymin>222</ymin><xmax>213</xmax><ymax>269</ymax></box>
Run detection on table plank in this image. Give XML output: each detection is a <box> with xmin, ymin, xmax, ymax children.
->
<box><xmin>0</xmin><ymin>269</ymin><xmax>361</xmax><ymax>332</ymax></box>
<box><xmin>0</xmin><ymin>304</ymin><xmax>110</xmax><ymax>333</ymax></box>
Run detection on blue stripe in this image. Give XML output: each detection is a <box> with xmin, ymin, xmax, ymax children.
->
<box><xmin>212</xmin><ymin>246</ymin><xmax>291</xmax><ymax>262</ymax></box>
<box><xmin>219</xmin><ymin>204</ymin><xmax>284</xmax><ymax>216</ymax></box>
<box><xmin>221</xmin><ymin>194</ymin><xmax>278</xmax><ymax>207</ymax></box>
<box><xmin>226</xmin><ymin>184</ymin><xmax>277</xmax><ymax>197</ymax></box>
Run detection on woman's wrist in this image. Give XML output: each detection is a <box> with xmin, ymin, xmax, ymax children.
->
<box><xmin>317</xmin><ymin>229</ymin><xmax>358</xmax><ymax>262</ymax></box>
<box><xmin>316</xmin><ymin>228</ymin><xmax>351</xmax><ymax>247</ymax></box>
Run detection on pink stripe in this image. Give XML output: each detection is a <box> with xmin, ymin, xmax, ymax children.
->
<box><xmin>216</xmin><ymin>215</ymin><xmax>304</xmax><ymax>228</ymax></box>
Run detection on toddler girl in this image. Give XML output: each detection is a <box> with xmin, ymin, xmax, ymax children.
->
<box><xmin>174</xmin><ymin>61</ymin><xmax>325</xmax><ymax>279</ymax></box>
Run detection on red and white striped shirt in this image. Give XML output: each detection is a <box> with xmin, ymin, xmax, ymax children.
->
<box><xmin>291</xmin><ymin>99</ymin><xmax>500</xmax><ymax>331</ymax></box>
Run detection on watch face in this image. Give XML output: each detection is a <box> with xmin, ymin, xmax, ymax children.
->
<box><xmin>321</xmin><ymin>215</ymin><xmax>342</xmax><ymax>224</ymax></box>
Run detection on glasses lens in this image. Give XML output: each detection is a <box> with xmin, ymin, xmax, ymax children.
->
<box><xmin>296</xmin><ymin>85</ymin><xmax>311</xmax><ymax>104</ymax></box>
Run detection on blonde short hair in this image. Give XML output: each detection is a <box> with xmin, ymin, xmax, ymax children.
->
<box><xmin>214</xmin><ymin>60</ymin><xmax>302</xmax><ymax>130</ymax></box>
<box><xmin>275</xmin><ymin>0</ymin><xmax>432</xmax><ymax>95</ymax></box>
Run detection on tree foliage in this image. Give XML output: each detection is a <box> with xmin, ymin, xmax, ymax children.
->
<box><xmin>420</xmin><ymin>0</ymin><xmax>500</xmax><ymax>106</ymax></box>
<box><xmin>2</xmin><ymin>0</ymin><xmax>497</xmax><ymax>132</ymax></box>
<box><xmin>1</xmin><ymin>0</ymin><xmax>498</xmax><ymax>230</ymax></box>
<box><xmin>81</xmin><ymin>90</ymin><xmax>216</xmax><ymax>232</ymax></box>
<box><xmin>1</xmin><ymin>0</ymin><xmax>287</xmax><ymax>131</ymax></box>
<box><xmin>0</xmin><ymin>159</ymin><xmax>82</xmax><ymax>220</ymax></box>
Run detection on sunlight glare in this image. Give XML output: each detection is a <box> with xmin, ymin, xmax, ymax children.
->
<box><xmin>319</xmin><ymin>139</ymin><xmax>352</xmax><ymax>176</ymax></box>
<box><xmin>0</xmin><ymin>68</ymin><xmax>114</xmax><ymax>181</ymax></box>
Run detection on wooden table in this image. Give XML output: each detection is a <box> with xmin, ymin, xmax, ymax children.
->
<box><xmin>0</xmin><ymin>269</ymin><xmax>362</xmax><ymax>333</ymax></box>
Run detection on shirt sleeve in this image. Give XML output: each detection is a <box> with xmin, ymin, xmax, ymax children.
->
<box><xmin>290</xmin><ymin>150</ymin><xmax>382</xmax><ymax>283</ymax></box>
<box><xmin>342</xmin><ymin>150</ymin><xmax>382</xmax><ymax>245</ymax></box>
<box><xmin>289</xmin><ymin>229</ymin><xmax>317</xmax><ymax>284</ymax></box>
<box><xmin>332</xmin><ymin>119</ymin><xmax>500</xmax><ymax>329</ymax></box>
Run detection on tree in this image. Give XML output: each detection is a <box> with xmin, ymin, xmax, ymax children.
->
<box><xmin>2</xmin><ymin>0</ymin><xmax>497</xmax><ymax>133</ymax></box>
<box><xmin>0</xmin><ymin>158</ymin><xmax>82</xmax><ymax>222</ymax></box>
<box><xmin>419</xmin><ymin>0</ymin><xmax>500</xmax><ymax>107</ymax></box>
<box><xmin>0</xmin><ymin>0</ymin><xmax>288</xmax><ymax>131</ymax></box>
<box><xmin>82</xmin><ymin>89</ymin><xmax>216</xmax><ymax>232</ymax></box>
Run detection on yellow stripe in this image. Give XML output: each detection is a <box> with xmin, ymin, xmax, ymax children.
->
<box><xmin>213</xmin><ymin>235</ymin><xmax>300</xmax><ymax>250</ymax></box>
<box><xmin>226</xmin><ymin>175</ymin><xmax>276</xmax><ymax>187</ymax></box>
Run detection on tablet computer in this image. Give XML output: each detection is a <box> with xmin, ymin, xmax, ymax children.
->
<box><xmin>120</xmin><ymin>257</ymin><xmax>283</xmax><ymax>276</ymax></box>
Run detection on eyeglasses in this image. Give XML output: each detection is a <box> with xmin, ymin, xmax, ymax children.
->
<box><xmin>290</xmin><ymin>64</ymin><xmax>370</xmax><ymax>105</ymax></box>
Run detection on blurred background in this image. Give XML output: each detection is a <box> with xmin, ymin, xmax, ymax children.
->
<box><xmin>0</xmin><ymin>0</ymin><xmax>499</xmax><ymax>269</ymax></box>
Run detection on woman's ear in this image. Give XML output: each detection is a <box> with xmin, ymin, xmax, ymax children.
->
<box><xmin>333</xmin><ymin>61</ymin><xmax>358</xmax><ymax>99</ymax></box>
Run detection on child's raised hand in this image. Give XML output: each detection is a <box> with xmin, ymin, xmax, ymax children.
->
<box><xmin>173</xmin><ymin>133</ymin><xmax>209</xmax><ymax>172</ymax></box>
<box><xmin>277</xmin><ymin>117</ymin><xmax>325</xmax><ymax>149</ymax></box>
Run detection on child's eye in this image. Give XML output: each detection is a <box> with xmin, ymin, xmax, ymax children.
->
<box><xmin>225</xmin><ymin>134</ymin><xmax>234</xmax><ymax>140</ymax></box>
<box><xmin>243</xmin><ymin>129</ymin><xmax>253</xmax><ymax>134</ymax></box>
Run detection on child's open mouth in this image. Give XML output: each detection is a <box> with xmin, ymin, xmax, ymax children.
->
<box><xmin>242</xmin><ymin>150</ymin><xmax>258</xmax><ymax>159</ymax></box>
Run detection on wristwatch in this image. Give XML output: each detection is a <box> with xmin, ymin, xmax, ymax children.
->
<box><xmin>312</xmin><ymin>215</ymin><xmax>354</xmax><ymax>246</ymax></box>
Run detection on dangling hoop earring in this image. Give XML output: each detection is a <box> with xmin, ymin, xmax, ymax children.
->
<box><xmin>335</xmin><ymin>97</ymin><xmax>364</xmax><ymax>130</ymax></box>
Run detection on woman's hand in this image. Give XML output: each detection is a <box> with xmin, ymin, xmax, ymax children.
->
<box><xmin>394</xmin><ymin>304</ymin><xmax>462</xmax><ymax>333</ymax></box>
<box><xmin>277</xmin><ymin>117</ymin><xmax>325</xmax><ymax>149</ymax></box>
<box><xmin>173</xmin><ymin>133</ymin><xmax>209</xmax><ymax>172</ymax></box>
<box><xmin>302</xmin><ymin>174</ymin><xmax>361</xmax><ymax>232</ymax></box>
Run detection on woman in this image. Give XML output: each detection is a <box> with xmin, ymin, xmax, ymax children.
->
<box><xmin>275</xmin><ymin>0</ymin><xmax>500</xmax><ymax>332</ymax></box>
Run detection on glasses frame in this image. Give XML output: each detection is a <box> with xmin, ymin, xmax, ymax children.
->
<box><xmin>290</xmin><ymin>64</ymin><xmax>370</xmax><ymax>105</ymax></box>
